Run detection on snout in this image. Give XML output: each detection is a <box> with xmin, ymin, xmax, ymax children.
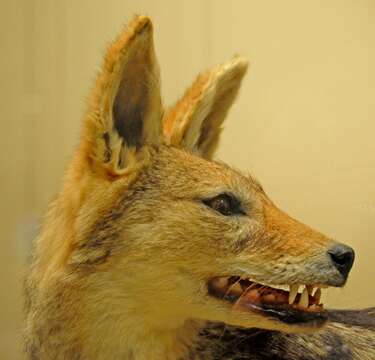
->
<box><xmin>327</xmin><ymin>243</ymin><xmax>355</xmax><ymax>280</ymax></box>
<box><xmin>261</xmin><ymin>200</ymin><xmax>356</xmax><ymax>287</ymax></box>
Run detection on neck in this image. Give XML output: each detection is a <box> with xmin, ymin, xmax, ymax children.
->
<box><xmin>83</xmin><ymin>311</ymin><xmax>201</xmax><ymax>360</ymax></box>
<box><xmin>81</xmin><ymin>275</ymin><xmax>202</xmax><ymax>360</ymax></box>
<box><xmin>26</xmin><ymin>270</ymin><xmax>204</xmax><ymax>360</ymax></box>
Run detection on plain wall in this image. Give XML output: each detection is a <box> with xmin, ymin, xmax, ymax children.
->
<box><xmin>1</xmin><ymin>1</ymin><xmax>374</xmax><ymax>358</ymax></box>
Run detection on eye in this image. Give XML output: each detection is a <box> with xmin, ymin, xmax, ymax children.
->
<box><xmin>203</xmin><ymin>193</ymin><xmax>244</xmax><ymax>216</ymax></box>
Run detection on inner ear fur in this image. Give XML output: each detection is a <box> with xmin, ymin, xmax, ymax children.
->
<box><xmin>163</xmin><ymin>56</ymin><xmax>248</xmax><ymax>159</ymax></box>
<box><xmin>83</xmin><ymin>16</ymin><xmax>163</xmax><ymax>175</ymax></box>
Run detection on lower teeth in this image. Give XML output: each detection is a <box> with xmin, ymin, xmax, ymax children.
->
<box><xmin>298</xmin><ymin>288</ymin><xmax>309</xmax><ymax>308</ymax></box>
<box><xmin>211</xmin><ymin>277</ymin><xmax>323</xmax><ymax>311</ymax></box>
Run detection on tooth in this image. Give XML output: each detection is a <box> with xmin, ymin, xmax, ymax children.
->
<box><xmin>289</xmin><ymin>285</ymin><xmax>299</xmax><ymax>304</ymax></box>
<box><xmin>213</xmin><ymin>277</ymin><xmax>228</xmax><ymax>290</ymax></box>
<box><xmin>229</xmin><ymin>282</ymin><xmax>243</xmax><ymax>296</ymax></box>
<box><xmin>307</xmin><ymin>285</ymin><xmax>314</xmax><ymax>296</ymax></box>
<box><xmin>299</xmin><ymin>287</ymin><xmax>309</xmax><ymax>308</ymax></box>
<box><xmin>315</xmin><ymin>288</ymin><xmax>321</xmax><ymax>304</ymax></box>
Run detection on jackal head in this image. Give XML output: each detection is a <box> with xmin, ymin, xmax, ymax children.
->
<box><xmin>37</xmin><ymin>16</ymin><xmax>355</xmax><ymax>335</ymax></box>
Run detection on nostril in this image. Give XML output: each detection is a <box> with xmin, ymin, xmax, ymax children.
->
<box><xmin>332</xmin><ymin>251</ymin><xmax>352</xmax><ymax>266</ymax></box>
<box><xmin>328</xmin><ymin>244</ymin><xmax>355</xmax><ymax>278</ymax></box>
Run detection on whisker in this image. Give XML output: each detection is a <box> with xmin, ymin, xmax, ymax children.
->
<box><xmin>223</xmin><ymin>276</ymin><xmax>243</xmax><ymax>298</ymax></box>
<box><xmin>234</xmin><ymin>275</ymin><xmax>254</xmax><ymax>306</ymax></box>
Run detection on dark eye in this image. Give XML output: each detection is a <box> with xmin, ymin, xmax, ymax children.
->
<box><xmin>203</xmin><ymin>193</ymin><xmax>244</xmax><ymax>216</ymax></box>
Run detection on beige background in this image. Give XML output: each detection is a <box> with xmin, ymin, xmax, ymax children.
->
<box><xmin>1</xmin><ymin>1</ymin><xmax>374</xmax><ymax>358</ymax></box>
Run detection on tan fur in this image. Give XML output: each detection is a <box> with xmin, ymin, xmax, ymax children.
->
<box><xmin>24</xmin><ymin>15</ymin><xmax>374</xmax><ymax>360</ymax></box>
<box><xmin>164</xmin><ymin>56</ymin><xmax>248</xmax><ymax>158</ymax></box>
<box><xmin>85</xmin><ymin>15</ymin><xmax>163</xmax><ymax>173</ymax></box>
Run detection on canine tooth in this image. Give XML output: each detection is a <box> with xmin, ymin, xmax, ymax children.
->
<box><xmin>289</xmin><ymin>285</ymin><xmax>299</xmax><ymax>304</ymax></box>
<box><xmin>213</xmin><ymin>277</ymin><xmax>228</xmax><ymax>289</ymax></box>
<box><xmin>229</xmin><ymin>282</ymin><xmax>243</xmax><ymax>295</ymax></box>
<box><xmin>315</xmin><ymin>288</ymin><xmax>321</xmax><ymax>303</ymax></box>
<box><xmin>299</xmin><ymin>287</ymin><xmax>309</xmax><ymax>308</ymax></box>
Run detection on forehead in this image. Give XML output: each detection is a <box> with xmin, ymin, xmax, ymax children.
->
<box><xmin>147</xmin><ymin>146</ymin><xmax>264</xmax><ymax>200</ymax></box>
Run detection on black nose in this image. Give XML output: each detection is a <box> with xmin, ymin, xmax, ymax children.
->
<box><xmin>328</xmin><ymin>244</ymin><xmax>355</xmax><ymax>278</ymax></box>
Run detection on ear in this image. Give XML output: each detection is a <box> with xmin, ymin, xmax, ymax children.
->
<box><xmin>83</xmin><ymin>16</ymin><xmax>163</xmax><ymax>175</ymax></box>
<box><xmin>163</xmin><ymin>56</ymin><xmax>248</xmax><ymax>159</ymax></box>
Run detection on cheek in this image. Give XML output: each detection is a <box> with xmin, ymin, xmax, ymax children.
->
<box><xmin>160</xmin><ymin>215</ymin><xmax>239</xmax><ymax>257</ymax></box>
<box><xmin>229</xmin><ymin>219</ymin><xmax>263</xmax><ymax>254</ymax></box>
<box><xmin>148</xmin><ymin>202</ymin><xmax>261</xmax><ymax>257</ymax></box>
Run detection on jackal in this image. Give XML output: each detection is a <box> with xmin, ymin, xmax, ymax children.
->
<box><xmin>24</xmin><ymin>16</ymin><xmax>375</xmax><ymax>359</ymax></box>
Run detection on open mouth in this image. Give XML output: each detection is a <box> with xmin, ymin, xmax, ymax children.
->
<box><xmin>208</xmin><ymin>276</ymin><xmax>328</xmax><ymax>327</ymax></box>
